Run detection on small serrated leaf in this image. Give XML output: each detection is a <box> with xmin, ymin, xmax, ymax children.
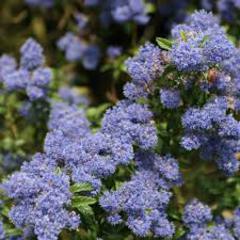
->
<box><xmin>5</xmin><ymin>228</ymin><xmax>22</xmax><ymax>237</ymax></box>
<box><xmin>72</xmin><ymin>196</ymin><xmax>97</xmax><ymax>208</ymax></box>
<box><xmin>76</xmin><ymin>205</ymin><xmax>94</xmax><ymax>216</ymax></box>
<box><xmin>70</xmin><ymin>183</ymin><xmax>92</xmax><ymax>193</ymax></box>
<box><xmin>156</xmin><ymin>37</ymin><xmax>173</xmax><ymax>50</ymax></box>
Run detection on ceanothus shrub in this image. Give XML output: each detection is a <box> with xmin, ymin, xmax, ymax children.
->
<box><xmin>0</xmin><ymin>10</ymin><xmax>240</xmax><ymax>240</ymax></box>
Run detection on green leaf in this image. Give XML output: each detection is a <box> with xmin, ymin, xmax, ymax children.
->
<box><xmin>70</xmin><ymin>183</ymin><xmax>93</xmax><ymax>193</ymax></box>
<box><xmin>2</xmin><ymin>206</ymin><xmax>10</xmax><ymax>217</ymax></box>
<box><xmin>72</xmin><ymin>196</ymin><xmax>97</xmax><ymax>208</ymax></box>
<box><xmin>174</xmin><ymin>227</ymin><xmax>186</xmax><ymax>239</ymax></box>
<box><xmin>5</xmin><ymin>228</ymin><xmax>22</xmax><ymax>237</ymax></box>
<box><xmin>76</xmin><ymin>205</ymin><xmax>94</xmax><ymax>216</ymax></box>
<box><xmin>156</xmin><ymin>37</ymin><xmax>173</xmax><ymax>50</ymax></box>
<box><xmin>200</xmin><ymin>35</ymin><xmax>209</xmax><ymax>47</ymax></box>
<box><xmin>86</xmin><ymin>103</ymin><xmax>111</xmax><ymax>123</ymax></box>
<box><xmin>145</xmin><ymin>3</ymin><xmax>156</xmax><ymax>13</ymax></box>
<box><xmin>180</xmin><ymin>30</ymin><xmax>187</xmax><ymax>42</ymax></box>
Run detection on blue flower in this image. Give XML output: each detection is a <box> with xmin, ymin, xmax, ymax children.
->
<box><xmin>102</xmin><ymin>100</ymin><xmax>157</xmax><ymax>149</ymax></box>
<box><xmin>0</xmin><ymin>54</ymin><xmax>17</xmax><ymax>82</ymax></box>
<box><xmin>170</xmin><ymin>10</ymin><xmax>234</xmax><ymax>72</ymax></box>
<box><xmin>20</xmin><ymin>38</ymin><xmax>44</xmax><ymax>70</ymax></box>
<box><xmin>183</xmin><ymin>199</ymin><xmax>212</xmax><ymax>228</ymax></box>
<box><xmin>160</xmin><ymin>88</ymin><xmax>181</xmax><ymax>109</ymax></box>
<box><xmin>1</xmin><ymin>154</ymin><xmax>80</xmax><ymax>240</ymax></box>
<box><xmin>0</xmin><ymin>221</ymin><xmax>5</xmax><ymax>240</ymax></box>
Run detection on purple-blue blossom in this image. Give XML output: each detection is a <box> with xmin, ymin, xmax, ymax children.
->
<box><xmin>100</xmin><ymin>170</ymin><xmax>174</xmax><ymax>237</ymax></box>
<box><xmin>57</xmin><ymin>32</ymin><xmax>87</xmax><ymax>62</ymax></box>
<box><xmin>1</xmin><ymin>38</ymin><xmax>52</xmax><ymax>101</ymax></box>
<box><xmin>125</xmin><ymin>43</ymin><xmax>164</xmax><ymax>86</ymax></box>
<box><xmin>0</xmin><ymin>221</ymin><xmax>5</xmax><ymax>240</ymax></box>
<box><xmin>25</xmin><ymin>0</ymin><xmax>54</xmax><ymax>7</ymax></box>
<box><xmin>32</xmin><ymin>67</ymin><xmax>52</xmax><ymax>87</ymax></box>
<box><xmin>1</xmin><ymin>153</ymin><xmax>24</xmax><ymax>173</ymax></box>
<box><xmin>111</xmin><ymin>0</ymin><xmax>150</xmax><ymax>25</ymax></box>
<box><xmin>58</xmin><ymin>87</ymin><xmax>90</xmax><ymax>106</ymax></box>
<box><xmin>1</xmin><ymin>153</ymin><xmax>80</xmax><ymax>240</ymax></box>
<box><xmin>82</xmin><ymin>45</ymin><xmax>101</xmax><ymax>70</ymax></box>
<box><xmin>45</xmin><ymin>102</ymin><xmax>90</xmax><ymax>160</ymax></box>
<box><xmin>84</xmin><ymin>0</ymin><xmax>99</xmax><ymax>6</ymax></box>
<box><xmin>47</xmin><ymin>102</ymin><xmax>90</xmax><ymax>136</ymax></box>
<box><xmin>0</xmin><ymin>54</ymin><xmax>17</xmax><ymax>82</ymax></box>
<box><xmin>135</xmin><ymin>150</ymin><xmax>183</xmax><ymax>188</ymax></box>
<box><xmin>170</xmin><ymin>10</ymin><xmax>234</xmax><ymax>72</ymax></box>
<box><xmin>25</xmin><ymin>67</ymin><xmax>52</xmax><ymax>100</ymax></box>
<box><xmin>101</xmin><ymin>100</ymin><xmax>158</xmax><ymax>149</ymax></box>
<box><xmin>75</xmin><ymin>13</ymin><xmax>88</xmax><ymax>30</ymax></box>
<box><xmin>183</xmin><ymin>199</ymin><xmax>212</xmax><ymax>228</ymax></box>
<box><xmin>84</xmin><ymin>0</ymin><xmax>150</xmax><ymax>25</ymax></box>
<box><xmin>217</xmin><ymin>0</ymin><xmax>240</xmax><ymax>22</ymax></box>
<box><xmin>185</xmin><ymin>10</ymin><xmax>219</xmax><ymax>31</ymax></box>
<box><xmin>160</xmin><ymin>88</ymin><xmax>181</xmax><ymax>109</ymax></box>
<box><xmin>100</xmin><ymin>151</ymin><xmax>181</xmax><ymax>237</ymax></box>
<box><xmin>63</xmin><ymin>132</ymin><xmax>134</xmax><ymax>192</ymax></box>
<box><xmin>20</xmin><ymin>38</ymin><xmax>44</xmax><ymax>70</ymax></box>
<box><xmin>233</xmin><ymin>207</ymin><xmax>240</xmax><ymax>238</ymax></box>
<box><xmin>183</xmin><ymin>201</ymin><xmax>239</xmax><ymax>240</ymax></box>
<box><xmin>57</xmin><ymin>33</ymin><xmax>100</xmax><ymax>70</ymax></box>
<box><xmin>201</xmin><ymin>0</ymin><xmax>214</xmax><ymax>10</ymax></box>
<box><xmin>186</xmin><ymin>225</ymin><xmax>235</xmax><ymax>240</ymax></box>
<box><xmin>181</xmin><ymin>97</ymin><xmax>240</xmax><ymax>175</ymax></box>
<box><xmin>123</xmin><ymin>82</ymin><xmax>148</xmax><ymax>100</ymax></box>
<box><xmin>3</xmin><ymin>69</ymin><xmax>29</xmax><ymax>91</ymax></box>
<box><xmin>106</xmin><ymin>46</ymin><xmax>122</xmax><ymax>59</ymax></box>
<box><xmin>124</xmin><ymin>43</ymin><xmax>165</xmax><ymax>101</ymax></box>
<box><xmin>45</xmin><ymin>101</ymin><xmax>135</xmax><ymax>194</ymax></box>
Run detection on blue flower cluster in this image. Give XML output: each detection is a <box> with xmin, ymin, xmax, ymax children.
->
<box><xmin>25</xmin><ymin>0</ymin><xmax>54</xmax><ymax>8</ymax></box>
<box><xmin>0</xmin><ymin>221</ymin><xmax>5</xmax><ymax>240</ymax></box>
<box><xmin>171</xmin><ymin>10</ymin><xmax>234</xmax><ymax>72</ymax></box>
<box><xmin>102</xmin><ymin>100</ymin><xmax>158</xmax><ymax>149</ymax></box>
<box><xmin>160</xmin><ymin>88</ymin><xmax>181</xmax><ymax>109</ymax></box>
<box><xmin>2</xmin><ymin>8</ymin><xmax>240</xmax><ymax>240</ymax></box>
<box><xmin>183</xmin><ymin>199</ymin><xmax>240</xmax><ymax>240</ymax></box>
<box><xmin>57</xmin><ymin>0</ymin><xmax>151</xmax><ymax>69</ymax></box>
<box><xmin>46</xmin><ymin>32</ymin><xmax>161</xmax><ymax>237</ymax></box>
<box><xmin>75</xmin><ymin>13</ymin><xmax>89</xmax><ymax>30</ymax></box>
<box><xmin>181</xmin><ymin>97</ymin><xmax>240</xmax><ymax>175</ymax></box>
<box><xmin>124</xmin><ymin>43</ymin><xmax>165</xmax><ymax>100</ymax></box>
<box><xmin>183</xmin><ymin>199</ymin><xmax>212</xmax><ymax>228</ymax></box>
<box><xmin>163</xmin><ymin>10</ymin><xmax>240</xmax><ymax>175</ymax></box>
<box><xmin>109</xmin><ymin>0</ymin><xmax>150</xmax><ymax>25</ymax></box>
<box><xmin>0</xmin><ymin>55</ymin><xmax>16</xmax><ymax>83</ymax></box>
<box><xmin>1</xmin><ymin>100</ymin><xmax>91</xmax><ymax>239</ymax></box>
<box><xmin>57</xmin><ymin>32</ymin><xmax>101</xmax><ymax>70</ymax></box>
<box><xmin>106</xmin><ymin>46</ymin><xmax>122</xmax><ymax>59</ymax></box>
<box><xmin>58</xmin><ymin>87</ymin><xmax>90</xmax><ymax>106</ymax></box>
<box><xmin>100</xmin><ymin>151</ymin><xmax>182</xmax><ymax>237</ymax></box>
<box><xmin>1</xmin><ymin>153</ymin><xmax>80</xmax><ymax>240</ymax></box>
<box><xmin>0</xmin><ymin>38</ymin><xmax>52</xmax><ymax>101</ymax></box>
<box><xmin>218</xmin><ymin>50</ymin><xmax>240</xmax><ymax>105</ymax></box>
<box><xmin>94</xmin><ymin>36</ymin><xmax>188</xmax><ymax>237</ymax></box>
<box><xmin>2</xmin><ymin>60</ymin><xmax>159</xmax><ymax>237</ymax></box>
<box><xmin>45</xmin><ymin>95</ymin><xmax>157</xmax><ymax>192</ymax></box>
<box><xmin>217</xmin><ymin>0</ymin><xmax>240</xmax><ymax>22</ymax></box>
<box><xmin>45</xmin><ymin>102</ymin><xmax>132</xmax><ymax>191</ymax></box>
<box><xmin>84</xmin><ymin>0</ymin><xmax>99</xmax><ymax>6</ymax></box>
<box><xmin>84</xmin><ymin>0</ymin><xmax>150</xmax><ymax>25</ymax></box>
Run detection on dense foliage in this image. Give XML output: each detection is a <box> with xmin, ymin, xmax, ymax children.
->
<box><xmin>1</xmin><ymin>1</ymin><xmax>240</xmax><ymax>240</ymax></box>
